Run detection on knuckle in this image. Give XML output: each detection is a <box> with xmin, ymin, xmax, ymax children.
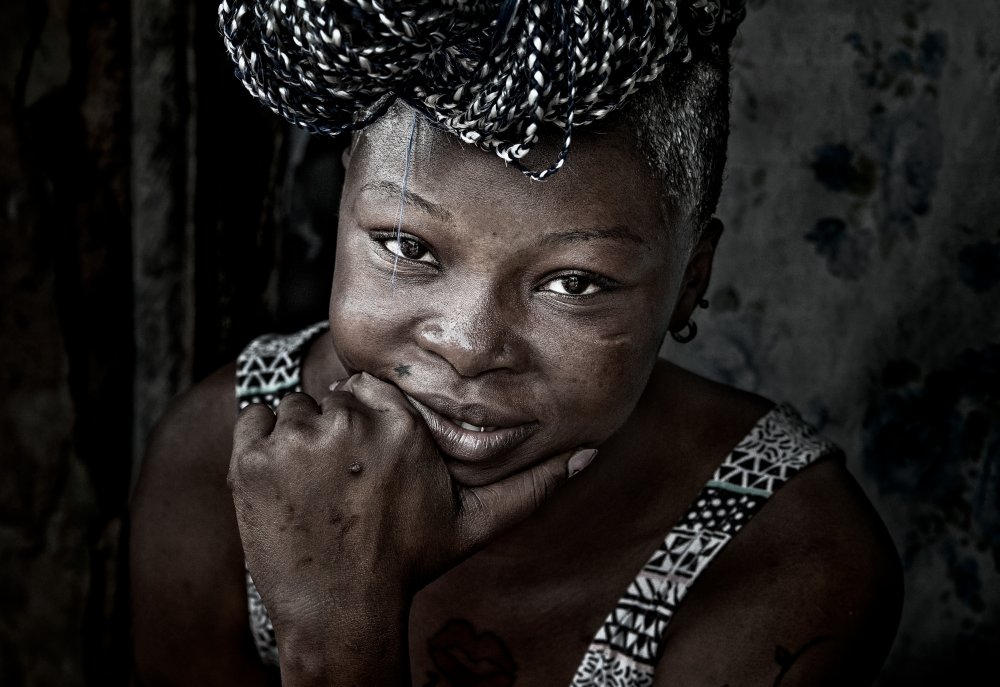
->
<box><xmin>236</xmin><ymin>402</ymin><xmax>273</xmax><ymax>427</ymax></box>
<box><xmin>229</xmin><ymin>443</ymin><xmax>270</xmax><ymax>487</ymax></box>
<box><xmin>327</xmin><ymin>404</ymin><xmax>362</xmax><ymax>436</ymax></box>
<box><xmin>280</xmin><ymin>416</ymin><xmax>315</xmax><ymax>441</ymax></box>
<box><xmin>279</xmin><ymin>391</ymin><xmax>311</xmax><ymax>404</ymax></box>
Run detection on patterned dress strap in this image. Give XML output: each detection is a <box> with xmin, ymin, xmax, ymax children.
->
<box><xmin>234</xmin><ymin>320</ymin><xmax>330</xmax><ymax>667</ymax></box>
<box><xmin>235</xmin><ymin>320</ymin><xmax>330</xmax><ymax>410</ymax></box>
<box><xmin>570</xmin><ymin>404</ymin><xmax>842</xmax><ymax>687</ymax></box>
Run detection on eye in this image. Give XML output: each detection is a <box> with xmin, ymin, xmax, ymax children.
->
<box><xmin>539</xmin><ymin>273</ymin><xmax>608</xmax><ymax>297</ymax></box>
<box><xmin>380</xmin><ymin>234</ymin><xmax>437</xmax><ymax>265</ymax></box>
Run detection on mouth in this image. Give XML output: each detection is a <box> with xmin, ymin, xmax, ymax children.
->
<box><xmin>403</xmin><ymin>392</ymin><xmax>538</xmax><ymax>463</ymax></box>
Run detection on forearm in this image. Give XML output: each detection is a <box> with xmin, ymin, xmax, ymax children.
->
<box><xmin>276</xmin><ymin>599</ymin><xmax>412</xmax><ymax>687</ymax></box>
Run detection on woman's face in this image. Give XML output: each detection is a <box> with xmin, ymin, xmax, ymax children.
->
<box><xmin>329</xmin><ymin>105</ymin><xmax>691</xmax><ymax>486</ymax></box>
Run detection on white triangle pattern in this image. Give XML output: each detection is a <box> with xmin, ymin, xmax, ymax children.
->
<box><xmin>710</xmin><ymin>405</ymin><xmax>837</xmax><ymax>495</ymax></box>
<box><xmin>572</xmin><ymin>404</ymin><xmax>840</xmax><ymax>685</ymax></box>
<box><xmin>236</xmin><ymin>321</ymin><xmax>330</xmax><ymax>667</ymax></box>
<box><xmin>236</xmin><ymin>321</ymin><xmax>330</xmax><ymax>410</ymax></box>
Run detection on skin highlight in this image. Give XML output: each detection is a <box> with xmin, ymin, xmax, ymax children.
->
<box><xmin>328</xmin><ymin>103</ymin><xmax>703</xmax><ymax>487</ymax></box>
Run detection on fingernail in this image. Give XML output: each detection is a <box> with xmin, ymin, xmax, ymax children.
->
<box><xmin>568</xmin><ymin>449</ymin><xmax>598</xmax><ymax>478</ymax></box>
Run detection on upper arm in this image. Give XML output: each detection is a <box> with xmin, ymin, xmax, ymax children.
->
<box><xmin>652</xmin><ymin>459</ymin><xmax>903</xmax><ymax>687</ymax></box>
<box><xmin>129</xmin><ymin>363</ymin><xmax>276</xmax><ymax>687</ymax></box>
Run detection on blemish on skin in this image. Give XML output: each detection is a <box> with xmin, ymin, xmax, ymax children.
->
<box><xmin>774</xmin><ymin>638</ymin><xmax>834</xmax><ymax>686</ymax></box>
<box><xmin>394</xmin><ymin>364</ymin><xmax>412</xmax><ymax>377</ymax></box>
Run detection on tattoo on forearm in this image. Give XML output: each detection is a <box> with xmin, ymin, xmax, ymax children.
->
<box><xmin>773</xmin><ymin>636</ymin><xmax>834</xmax><ymax>686</ymax></box>
<box><xmin>394</xmin><ymin>364</ymin><xmax>412</xmax><ymax>377</ymax></box>
<box><xmin>421</xmin><ymin>619</ymin><xmax>517</xmax><ymax>687</ymax></box>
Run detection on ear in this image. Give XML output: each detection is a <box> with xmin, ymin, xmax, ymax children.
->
<box><xmin>668</xmin><ymin>217</ymin><xmax>724</xmax><ymax>333</ymax></box>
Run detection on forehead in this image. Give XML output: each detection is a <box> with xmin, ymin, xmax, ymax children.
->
<box><xmin>345</xmin><ymin>103</ymin><xmax>676</xmax><ymax>245</ymax></box>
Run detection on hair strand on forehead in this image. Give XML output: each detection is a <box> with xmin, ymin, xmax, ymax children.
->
<box><xmin>391</xmin><ymin>112</ymin><xmax>420</xmax><ymax>291</ymax></box>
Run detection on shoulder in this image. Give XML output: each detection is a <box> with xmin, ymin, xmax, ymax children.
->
<box><xmin>652</xmin><ymin>433</ymin><xmax>902</xmax><ymax>686</ymax></box>
<box><xmin>130</xmin><ymin>362</ymin><xmax>274</xmax><ymax>685</ymax></box>
<box><xmin>139</xmin><ymin>361</ymin><xmax>239</xmax><ymax>487</ymax></box>
<box><xmin>643</xmin><ymin>361</ymin><xmax>901</xmax><ymax>686</ymax></box>
<box><xmin>645</xmin><ymin>359</ymin><xmax>776</xmax><ymax>469</ymax></box>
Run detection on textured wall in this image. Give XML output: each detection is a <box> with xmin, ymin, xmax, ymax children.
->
<box><xmin>669</xmin><ymin>1</ymin><xmax>1000</xmax><ymax>682</ymax></box>
<box><xmin>0</xmin><ymin>1</ymin><xmax>997</xmax><ymax>685</ymax></box>
<box><xmin>1</xmin><ymin>0</ymin><xmax>131</xmax><ymax>684</ymax></box>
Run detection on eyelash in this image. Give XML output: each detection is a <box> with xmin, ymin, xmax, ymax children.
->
<box><xmin>369</xmin><ymin>230</ymin><xmax>618</xmax><ymax>298</ymax></box>
<box><xmin>537</xmin><ymin>272</ymin><xmax>618</xmax><ymax>298</ymax></box>
<box><xmin>372</xmin><ymin>231</ymin><xmax>439</xmax><ymax>266</ymax></box>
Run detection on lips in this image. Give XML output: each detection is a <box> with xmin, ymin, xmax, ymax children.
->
<box><xmin>404</xmin><ymin>392</ymin><xmax>538</xmax><ymax>463</ymax></box>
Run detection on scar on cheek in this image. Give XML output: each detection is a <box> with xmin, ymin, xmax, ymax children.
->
<box><xmin>394</xmin><ymin>364</ymin><xmax>412</xmax><ymax>377</ymax></box>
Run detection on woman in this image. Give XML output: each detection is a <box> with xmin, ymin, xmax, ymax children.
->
<box><xmin>130</xmin><ymin>1</ymin><xmax>903</xmax><ymax>685</ymax></box>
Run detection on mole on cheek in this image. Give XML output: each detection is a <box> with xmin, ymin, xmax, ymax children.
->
<box><xmin>394</xmin><ymin>364</ymin><xmax>412</xmax><ymax>377</ymax></box>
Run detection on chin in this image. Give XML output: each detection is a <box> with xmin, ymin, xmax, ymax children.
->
<box><xmin>439</xmin><ymin>452</ymin><xmax>541</xmax><ymax>489</ymax></box>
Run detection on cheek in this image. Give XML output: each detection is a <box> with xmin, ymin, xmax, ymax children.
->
<box><xmin>533</xmin><ymin>321</ymin><xmax>660</xmax><ymax>441</ymax></box>
<box><xmin>327</xmin><ymin>255</ymin><xmax>406</xmax><ymax>373</ymax></box>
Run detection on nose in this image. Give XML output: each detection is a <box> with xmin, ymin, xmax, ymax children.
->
<box><xmin>416</xmin><ymin>287</ymin><xmax>524</xmax><ymax>378</ymax></box>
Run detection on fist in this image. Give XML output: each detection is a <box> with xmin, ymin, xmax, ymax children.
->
<box><xmin>228</xmin><ymin>372</ymin><xmax>593</xmax><ymax>636</ymax></box>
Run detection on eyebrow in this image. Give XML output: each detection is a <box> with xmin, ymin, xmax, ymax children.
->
<box><xmin>358</xmin><ymin>181</ymin><xmax>646</xmax><ymax>247</ymax></box>
<box><xmin>360</xmin><ymin>180</ymin><xmax>453</xmax><ymax>222</ymax></box>
<box><xmin>539</xmin><ymin>226</ymin><xmax>647</xmax><ymax>246</ymax></box>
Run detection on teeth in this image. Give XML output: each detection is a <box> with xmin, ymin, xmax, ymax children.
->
<box><xmin>457</xmin><ymin>420</ymin><xmax>497</xmax><ymax>432</ymax></box>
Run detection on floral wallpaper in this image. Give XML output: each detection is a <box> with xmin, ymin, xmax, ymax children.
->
<box><xmin>668</xmin><ymin>1</ymin><xmax>1000</xmax><ymax>682</ymax></box>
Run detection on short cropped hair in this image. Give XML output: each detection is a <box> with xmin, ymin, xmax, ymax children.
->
<box><xmin>617</xmin><ymin>54</ymin><xmax>731</xmax><ymax>244</ymax></box>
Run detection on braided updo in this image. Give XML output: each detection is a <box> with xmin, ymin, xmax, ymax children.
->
<box><xmin>219</xmin><ymin>0</ymin><xmax>746</xmax><ymax>181</ymax></box>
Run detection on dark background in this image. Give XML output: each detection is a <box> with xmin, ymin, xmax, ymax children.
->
<box><xmin>1</xmin><ymin>0</ymin><xmax>997</xmax><ymax>685</ymax></box>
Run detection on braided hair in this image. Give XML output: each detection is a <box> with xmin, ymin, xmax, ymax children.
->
<box><xmin>219</xmin><ymin>0</ymin><xmax>746</xmax><ymax>180</ymax></box>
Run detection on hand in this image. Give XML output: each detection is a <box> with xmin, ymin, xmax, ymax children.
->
<box><xmin>227</xmin><ymin>372</ymin><xmax>594</xmax><ymax>682</ymax></box>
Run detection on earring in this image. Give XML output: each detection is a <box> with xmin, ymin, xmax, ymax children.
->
<box><xmin>671</xmin><ymin>298</ymin><xmax>709</xmax><ymax>343</ymax></box>
<box><xmin>671</xmin><ymin>320</ymin><xmax>697</xmax><ymax>343</ymax></box>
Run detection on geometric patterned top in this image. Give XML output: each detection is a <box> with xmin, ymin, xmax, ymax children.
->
<box><xmin>235</xmin><ymin>320</ymin><xmax>330</xmax><ymax>411</ymax></box>
<box><xmin>569</xmin><ymin>402</ymin><xmax>841</xmax><ymax>686</ymax></box>
<box><xmin>233</xmin><ymin>322</ymin><xmax>843</xmax><ymax>683</ymax></box>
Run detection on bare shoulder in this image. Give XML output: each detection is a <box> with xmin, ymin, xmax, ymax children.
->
<box><xmin>653</xmin><ymin>441</ymin><xmax>903</xmax><ymax>685</ymax></box>
<box><xmin>130</xmin><ymin>363</ymin><xmax>273</xmax><ymax>686</ymax></box>
<box><xmin>647</xmin><ymin>359</ymin><xmax>777</xmax><ymax>465</ymax></box>
<box><xmin>135</xmin><ymin>362</ymin><xmax>239</xmax><ymax>491</ymax></box>
<box><xmin>643</xmin><ymin>362</ymin><xmax>901</xmax><ymax>685</ymax></box>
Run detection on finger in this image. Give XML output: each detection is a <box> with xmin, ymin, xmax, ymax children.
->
<box><xmin>273</xmin><ymin>391</ymin><xmax>321</xmax><ymax>422</ymax></box>
<box><xmin>336</xmin><ymin>372</ymin><xmax>420</xmax><ymax>419</ymax></box>
<box><xmin>233</xmin><ymin>402</ymin><xmax>277</xmax><ymax>454</ymax></box>
<box><xmin>318</xmin><ymin>374</ymin><xmax>366</xmax><ymax>413</ymax></box>
<box><xmin>457</xmin><ymin>448</ymin><xmax>599</xmax><ymax>549</ymax></box>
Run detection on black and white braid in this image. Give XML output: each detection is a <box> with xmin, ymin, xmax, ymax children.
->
<box><xmin>219</xmin><ymin>0</ymin><xmax>745</xmax><ymax>180</ymax></box>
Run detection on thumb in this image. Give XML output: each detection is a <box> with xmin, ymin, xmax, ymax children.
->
<box><xmin>456</xmin><ymin>448</ymin><xmax>598</xmax><ymax>549</ymax></box>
